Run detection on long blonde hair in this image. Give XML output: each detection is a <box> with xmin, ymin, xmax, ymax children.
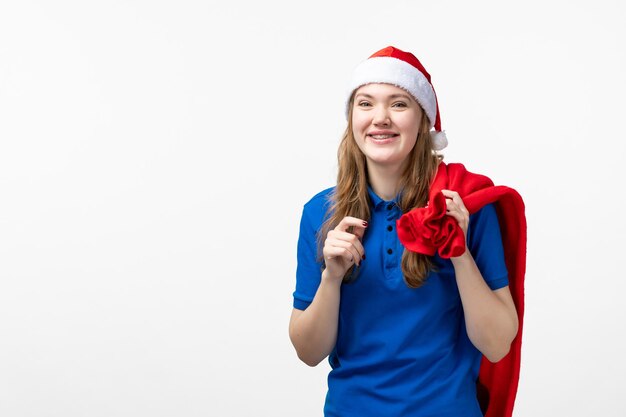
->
<box><xmin>315</xmin><ymin>92</ymin><xmax>443</xmax><ymax>289</ymax></box>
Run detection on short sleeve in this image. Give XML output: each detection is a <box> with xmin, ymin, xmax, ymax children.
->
<box><xmin>292</xmin><ymin>202</ymin><xmax>325</xmax><ymax>310</ymax></box>
<box><xmin>466</xmin><ymin>203</ymin><xmax>509</xmax><ymax>290</ymax></box>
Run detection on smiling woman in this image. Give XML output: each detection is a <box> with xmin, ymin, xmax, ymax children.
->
<box><xmin>288</xmin><ymin>46</ymin><xmax>526</xmax><ymax>417</ymax></box>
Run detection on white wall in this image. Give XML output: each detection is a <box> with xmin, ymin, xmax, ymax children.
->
<box><xmin>1</xmin><ymin>0</ymin><xmax>624</xmax><ymax>415</ymax></box>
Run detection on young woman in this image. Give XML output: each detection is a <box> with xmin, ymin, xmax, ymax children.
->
<box><xmin>289</xmin><ymin>46</ymin><xmax>524</xmax><ymax>417</ymax></box>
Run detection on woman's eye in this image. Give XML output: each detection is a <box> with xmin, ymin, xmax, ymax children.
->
<box><xmin>358</xmin><ymin>101</ymin><xmax>371</xmax><ymax>107</ymax></box>
<box><xmin>392</xmin><ymin>102</ymin><xmax>407</xmax><ymax>108</ymax></box>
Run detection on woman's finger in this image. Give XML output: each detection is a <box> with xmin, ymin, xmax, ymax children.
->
<box><xmin>442</xmin><ymin>190</ymin><xmax>469</xmax><ymax>215</ymax></box>
<box><xmin>324</xmin><ymin>242</ymin><xmax>360</xmax><ymax>266</ymax></box>
<box><xmin>326</xmin><ymin>237</ymin><xmax>362</xmax><ymax>265</ymax></box>
<box><xmin>336</xmin><ymin>216</ymin><xmax>368</xmax><ymax>238</ymax></box>
<box><xmin>329</xmin><ymin>230</ymin><xmax>365</xmax><ymax>258</ymax></box>
<box><xmin>444</xmin><ymin>198</ymin><xmax>457</xmax><ymax>214</ymax></box>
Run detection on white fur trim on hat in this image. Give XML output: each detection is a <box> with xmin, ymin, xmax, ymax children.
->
<box><xmin>345</xmin><ymin>56</ymin><xmax>437</xmax><ymax>130</ymax></box>
<box><xmin>430</xmin><ymin>130</ymin><xmax>448</xmax><ymax>151</ymax></box>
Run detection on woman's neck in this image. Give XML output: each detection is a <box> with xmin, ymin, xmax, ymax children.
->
<box><xmin>367</xmin><ymin>161</ymin><xmax>406</xmax><ymax>201</ymax></box>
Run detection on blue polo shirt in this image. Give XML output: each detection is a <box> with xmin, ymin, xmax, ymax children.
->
<box><xmin>293</xmin><ymin>185</ymin><xmax>509</xmax><ymax>417</ymax></box>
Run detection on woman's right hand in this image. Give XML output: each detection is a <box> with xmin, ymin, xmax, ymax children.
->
<box><xmin>323</xmin><ymin>216</ymin><xmax>368</xmax><ymax>281</ymax></box>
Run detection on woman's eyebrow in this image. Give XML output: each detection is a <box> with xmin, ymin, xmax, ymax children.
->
<box><xmin>389</xmin><ymin>94</ymin><xmax>412</xmax><ymax>100</ymax></box>
<box><xmin>355</xmin><ymin>93</ymin><xmax>412</xmax><ymax>100</ymax></box>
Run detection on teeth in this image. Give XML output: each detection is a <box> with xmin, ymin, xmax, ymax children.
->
<box><xmin>370</xmin><ymin>134</ymin><xmax>396</xmax><ymax>139</ymax></box>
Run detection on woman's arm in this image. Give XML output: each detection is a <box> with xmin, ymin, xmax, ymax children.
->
<box><xmin>452</xmin><ymin>251</ymin><xmax>518</xmax><ymax>362</ymax></box>
<box><xmin>441</xmin><ymin>189</ymin><xmax>518</xmax><ymax>363</ymax></box>
<box><xmin>290</xmin><ymin>216</ymin><xmax>366</xmax><ymax>367</ymax></box>
<box><xmin>289</xmin><ymin>269</ymin><xmax>342</xmax><ymax>367</ymax></box>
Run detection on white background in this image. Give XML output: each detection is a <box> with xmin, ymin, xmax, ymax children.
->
<box><xmin>1</xmin><ymin>1</ymin><xmax>625</xmax><ymax>416</ymax></box>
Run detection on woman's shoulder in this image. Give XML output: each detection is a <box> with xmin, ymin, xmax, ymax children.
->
<box><xmin>304</xmin><ymin>186</ymin><xmax>335</xmax><ymax>208</ymax></box>
<box><xmin>301</xmin><ymin>186</ymin><xmax>335</xmax><ymax>226</ymax></box>
<box><xmin>446</xmin><ymin>161</ymin><xmax>493</xmax><ymax>182</ymax></box>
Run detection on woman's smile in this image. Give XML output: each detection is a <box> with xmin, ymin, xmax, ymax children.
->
<box><xmin>368</xmin><ymin>130</ymin><xmax>400</xmax><ymax>144</ymax></box>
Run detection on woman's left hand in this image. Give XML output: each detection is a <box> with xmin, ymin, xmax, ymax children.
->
<box><xmin>441</xmin><ymin>189</ymin><xmax>469</xmax><ymax>241</ymax></box>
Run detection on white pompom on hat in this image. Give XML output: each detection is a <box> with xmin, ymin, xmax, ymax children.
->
<box><xmin>345</xmin><ymin>46</ymin><xmax>448</xmax><ymax>151</ymax></box>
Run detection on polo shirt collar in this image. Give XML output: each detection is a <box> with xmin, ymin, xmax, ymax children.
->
<box><xmin>367</xmin><ymin>184</ymin><xmax>402</xmax><ymax>211</ymax></box>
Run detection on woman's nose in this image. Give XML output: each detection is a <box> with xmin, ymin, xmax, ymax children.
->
<box><xmin>372</xmin><ymin>105</ymin><xmax>390</xmax><ymax>126</ymax></box>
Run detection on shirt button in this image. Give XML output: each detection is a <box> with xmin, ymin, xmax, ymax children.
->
<box><xmin>387</xmin><ymin>204</ymin><xmax>394</xmax><ymax>210</ymax></box>
<box><xmin>387</xmin><ymin>225</ymin><xmax>393</xmax><ymax>231</ymax></box>
<box><xmin>387</xmin><ymin>248</ymin><xmax>393</xmax><ymax>255</ymax></box>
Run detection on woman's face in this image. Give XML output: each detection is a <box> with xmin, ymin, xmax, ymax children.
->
<box><xmin>351</xmin><ymin>83</ymin><xmax>423</xmax><ymax>170</ymax></box>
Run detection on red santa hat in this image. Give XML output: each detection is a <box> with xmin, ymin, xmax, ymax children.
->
<box><xmin>345</xmin><ymin>46</ymin><xmax>448</xmax><ymax>151</ymax></box>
